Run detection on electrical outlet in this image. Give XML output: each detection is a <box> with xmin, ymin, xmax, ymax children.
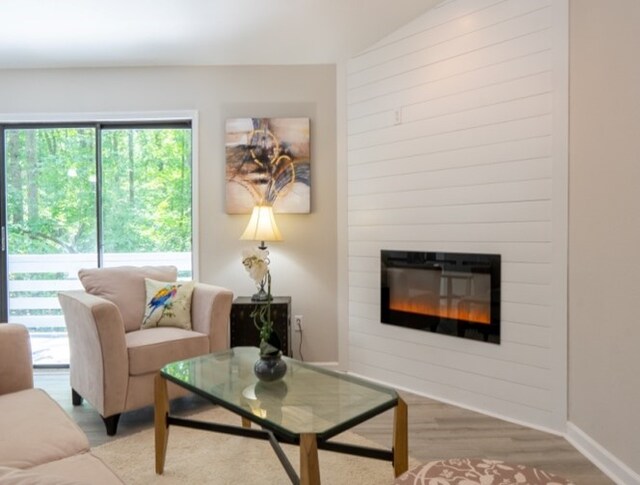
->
<box><xmin>294</xmin><ymin>315</ymin><xmax>303</xmax><ymax>332</ymax></box>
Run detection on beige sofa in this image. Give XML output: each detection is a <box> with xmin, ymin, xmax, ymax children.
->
<box><xmin>58</xmin><ymin>265</ymin><xmax>233</xmax><ymax>435</ymax></box>
<box><xmin>0</xmin><ymin>323</ymin><xmax>123</xmax><ymax>484</ymax></box>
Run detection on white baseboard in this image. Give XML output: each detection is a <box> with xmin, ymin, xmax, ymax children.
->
<box><xmin>565</xmin><ymin>422</ymin><xmax>640</xmax><ymax>485</ymax></box>
<box><xmin>307</xmin><ymin>361</ymin><xmax>340</xmax><ymax>370</ymax></box>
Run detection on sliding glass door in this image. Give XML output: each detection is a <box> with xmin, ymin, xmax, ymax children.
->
<box><xmin>0</xmin><ymin>122</ymin><xmax>193</xmax><ymax>366</ymax></box>
<box><xmin>101</xmin><ymin>127</ymin><xmax>192</xmax><ymax>272</ymax></box>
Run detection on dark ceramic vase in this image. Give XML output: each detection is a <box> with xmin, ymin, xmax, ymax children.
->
<box><xmin>254</xmin><ymin>352</ymin><xmax>287</xmax><ymax>382</ymax></box>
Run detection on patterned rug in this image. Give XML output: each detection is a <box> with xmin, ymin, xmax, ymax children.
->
<box><xmin>394</xmin><ymin>458</ymin><xmax>575</xmax><ymax>485</ymax></box>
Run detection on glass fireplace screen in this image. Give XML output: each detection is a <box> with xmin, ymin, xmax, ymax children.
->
<box><xmin>381</xmin><ymin>250</ymin><xmax>501</xmax><ymax>344</ymax></box>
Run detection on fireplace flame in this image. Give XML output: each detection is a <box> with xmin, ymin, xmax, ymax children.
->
<box><xmin>390</xmin><ymin>295</ymin><xmax>490</xmax><ymax>325</ymax></box>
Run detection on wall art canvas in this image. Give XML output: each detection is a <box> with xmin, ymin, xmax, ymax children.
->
<box><xmin>225</xmin><ymin>117</ymin><xmax>310</xmax><ymax>214</ymax></box>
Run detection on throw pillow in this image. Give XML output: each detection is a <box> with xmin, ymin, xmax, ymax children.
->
<box><xmin>141</xmin><ymin>278</ymin><xmax>194</xmax><ymax>330</ymax></box>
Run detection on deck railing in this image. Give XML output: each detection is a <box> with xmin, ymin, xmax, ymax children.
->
<box><xmin>8</xmin><ymin>252</ymin><xmax>191</xmax><ymax>330</ymax></box>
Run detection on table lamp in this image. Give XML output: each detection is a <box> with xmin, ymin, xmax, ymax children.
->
<box><xmin>240</xmin><ymin>204</ymin><xmax>283</xmax><ymax>301</ymax></box>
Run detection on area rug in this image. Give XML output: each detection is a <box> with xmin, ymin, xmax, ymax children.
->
<box><xmin>93</xmin><ymin>406</ymin><xmax>414</xmax><ymax>484</ymax></box>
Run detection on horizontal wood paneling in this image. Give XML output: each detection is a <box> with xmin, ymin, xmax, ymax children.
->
<box><xmin>348</xmin><ymin>200</ymin><xmax>551</xmax><ymax>226</ymax></box>
<box><xmin>348</xmin><ymin>30</ymin><xmax>552</xmax><ymax>106</ymax></box>
<box><xmin>348</xmin><ymin>241</ymin><xmax>552</xmax><ymax>263</ymax></box>
<box><xmin>348</xmin><ymin>136</ymin><xmax>552</xmax><ymax>178</ymax></box>
<box><xmin>348</xmin><ymin>158</ymin><xmax>551</xmax><ymax>195</ymax></box>
<box><xmin>349</xmin><ymin>335</ymin><xmax>553</xmax><ymax>404</ymax></box>
<box><xmin>348</xmin><ymin>316</ymin><xmax>552</xmax><ymax>372</ymax></box>
<box><xmin>348</xmin><ymin>7</ymin><xmax>552</xmax><ymax>90</ymax></box>
<box><xmin>349</xmin><ymin>115</ymin><xmax>552</xmax><ymax>165</ymax></box>
<box><xmin>348</xmin><ymin>50</ymin><xmax>552</xmax><ymax>120</ymax></box>
<box><xmin>349</xmin><ymin>71</ymin><xmax>552</xmax><ymax>135</ymax></box>
<box><xmin>347</xmin><ymin>356</ymin><xmax>555</xmax><ymax>427</ymax></box>
<box><xmin>346</xmin><ymin>0</ymin><xmax>566</xmax><ymax>430</ymax></box>
<box><xmin>349</xmin><ymin>0</ymin><xmax>551</xmax><ymax>75</ymax></box>
<box><xmin>349</xmin><ymin>222</ymin><xmax>552</xmax><ymax>243</ymax></box>
<box><xmin>349</xmin><ymin>93</ymin><xmax>552</xmax><ymax>152</ymax></box>
<box><xmin>348</xmin><ymin>178</ymin><xmax>552</xmax><ymax>210</ymax></box>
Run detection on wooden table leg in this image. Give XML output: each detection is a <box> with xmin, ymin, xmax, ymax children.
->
<box><xmin>393</xmin><ymin>396</ymin><xmax>408</xmax><ymax>477</ymax></box>
<box><xmin>154</xmin><ymin>373</ymin><xmax>170</xmax><ymax>474</ymax></box>
<box><xmin>300</xmin><ymin>433</ymin><xmax>321</xmax><ymax>485</ymax></box>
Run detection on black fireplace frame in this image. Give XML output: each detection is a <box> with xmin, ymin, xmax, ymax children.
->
<box><xmin>381</xmin><ymin>250</ymin><xmax>501</xmax><ymax>344</ymax></box>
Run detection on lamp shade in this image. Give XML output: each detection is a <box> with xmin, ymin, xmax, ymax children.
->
<box><xmin>240</xmin><ymin>204</ymin><xmax>283</xmax><ymax>242</ymax></box>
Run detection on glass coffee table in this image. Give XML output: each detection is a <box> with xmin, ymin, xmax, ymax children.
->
<box><xmin>154</xmin><ymin>347</ymin><xmax>408</xmax><ymax>485</ymax></box>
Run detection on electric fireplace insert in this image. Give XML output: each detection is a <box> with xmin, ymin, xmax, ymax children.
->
<box><xmin>381</xmin><ymin>250</ymin><xmax>501</xmax><ymax>344</ymax></box>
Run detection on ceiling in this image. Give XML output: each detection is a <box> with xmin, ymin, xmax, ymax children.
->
<box><xmin>0</xmin><ymin>0</ymin><xmax>440</xmax><ymax>69</ymax></box>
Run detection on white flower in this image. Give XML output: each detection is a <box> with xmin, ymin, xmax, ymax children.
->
<box><xmin>242</xmin><ymin>248</ymin><xmax>269</xmax><ymax>284</ymax></box>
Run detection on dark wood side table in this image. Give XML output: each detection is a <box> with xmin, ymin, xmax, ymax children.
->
<box><xmin>230</xmin><ymin>296</ymin><xmax>291</xmax><ymax>356</ymax></box>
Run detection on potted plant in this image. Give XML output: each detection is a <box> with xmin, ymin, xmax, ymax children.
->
<box><xmin>242</xmin><ymin>248</ymin><xmax>287</xmax><ymax>381</ymax></box>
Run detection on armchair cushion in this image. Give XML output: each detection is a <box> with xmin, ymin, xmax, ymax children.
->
<box><xmin>141</xmin><ymin>278</ymin><xmax>194</xmax><ymax>330</ymax></box>
<box><xmin>125</xmin><ymin>327</ymin><xmax>209</xmax><ymax>376</ymax></box>
<box><xmin>78</xmin><ymin>266</ymin><xmax>177</xmax><ymax>333</ymax></box>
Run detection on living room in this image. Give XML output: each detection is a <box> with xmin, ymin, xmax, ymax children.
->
<box><xmin>0</xmin><ymin>0</ymin><xmax>638</xmax><ymax>484</ymax></box>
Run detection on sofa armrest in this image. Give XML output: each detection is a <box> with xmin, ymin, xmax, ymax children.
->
<box><xmin>191</xmin><ymin>284</ymin><xmax>233</xmax><ymax>352</ymax></box>
<box><xmin>58</xmin><ymin>291</ymin><xmax>128</xmax><ymax>417</ymax></box>
<box><xmin>0</xmin><ymin>323</ymin><xmax>33</xmax><ymax>395</ymax></box>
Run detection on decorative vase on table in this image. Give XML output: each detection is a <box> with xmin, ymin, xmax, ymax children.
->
<box><xmin>254</xmin><ymin>325</ymin><xmax>287</xmax><ymax>382</ymax></box>
<box><xmin>242</xmin><ymin>249</ymin><xmax>287</xmax><ymax>382</ymax></box>
<box><xmin>254</xmin><ymin>351</ymin><xmax>287</xmax><ymax>382</ymax></box>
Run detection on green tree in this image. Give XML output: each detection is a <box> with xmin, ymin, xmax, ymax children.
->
<box><xmin>5</xmin><ymin>126</ymin><xmax>192</xmax><ymax>255</ymax></box>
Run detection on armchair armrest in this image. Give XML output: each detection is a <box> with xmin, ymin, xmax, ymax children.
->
<box><xmin>58</xmin><ymin>291</ymin><xmax>129</xmax><ymax>416</ymax></box>
<box><xmin>191</xmin><ymin>284</ymin><xmax>233</xmax><ymax>352</ymax></box>
<box><xmin>0</xmin><ymin>323</ymin><xmax>33</xmax><ymax>395</ymax></box>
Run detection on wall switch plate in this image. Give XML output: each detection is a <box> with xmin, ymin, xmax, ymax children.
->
<box><xmin>394</xmin><ymin>107</ymin><xmax>402</xmax><ymax>125</ymax></box>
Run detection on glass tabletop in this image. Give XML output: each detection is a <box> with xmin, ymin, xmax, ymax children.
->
<box><xmin>161</xmin><ymin>347</ymin><xmax>398</xmax><ymax>439</ymax></box>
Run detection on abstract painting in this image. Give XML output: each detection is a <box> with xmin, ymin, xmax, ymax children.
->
<box><xmin>225</xmin><ymin>117</ymin><xmax>310</xmax><ymax>214</ymax></box>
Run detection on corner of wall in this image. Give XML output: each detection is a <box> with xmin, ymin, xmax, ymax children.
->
<box><xmin>566</xmin><ymin>422</ymin><xmax>640</xmax><ymax>485</ymax></box>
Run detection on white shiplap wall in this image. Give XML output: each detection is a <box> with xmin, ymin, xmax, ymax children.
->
<box><xmin>346</xmin><ymin>0</ymin><xmax>568</xmax><ymax>431</ymax></box>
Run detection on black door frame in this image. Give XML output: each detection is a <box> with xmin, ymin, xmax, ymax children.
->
<box><xmin>0</xmin><ymin>119</ymin><xmax>192</xmax><ymax>329</ymax></box>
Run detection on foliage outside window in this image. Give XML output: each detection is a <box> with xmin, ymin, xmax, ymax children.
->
<box><xmin>5</xmin><ymin>127</ymin><xmax>192</xmax><ymax>255</ymax></box>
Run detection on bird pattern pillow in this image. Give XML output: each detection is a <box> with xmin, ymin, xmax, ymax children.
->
<box><xmin>141</xmin><ymin>278</ymin><xmax>194</xmax><ymax>330</ymax></box>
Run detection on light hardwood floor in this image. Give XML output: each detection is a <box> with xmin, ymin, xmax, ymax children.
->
<box><xmin>34</xmin><ymin>369</ymin><xmax>612</xmax><ymax>484</ymax></box>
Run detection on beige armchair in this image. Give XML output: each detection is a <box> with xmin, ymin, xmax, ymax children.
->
<box><xmin>58</xmin><ymin>265</ymin><xmax>233</xmax><ymax>436</ymax></box>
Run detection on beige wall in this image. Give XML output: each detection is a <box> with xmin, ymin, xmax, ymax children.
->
<box><xmin>569</xmin><ymin>0</ymin><xmax>640</xmax><ymax>474</ymax></box>
<box><xmin>0</xmin><ymin>65</ymin><xmax>338</xmax><ymax>362</ymax></box>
